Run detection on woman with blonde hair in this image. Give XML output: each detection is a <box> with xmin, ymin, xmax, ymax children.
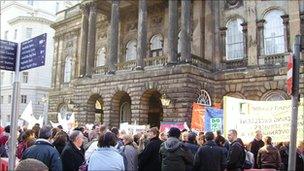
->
<box><xmin>122</xmin><ymin>134</ymin><xmax>138</xmax><ymax>171</ymax></box>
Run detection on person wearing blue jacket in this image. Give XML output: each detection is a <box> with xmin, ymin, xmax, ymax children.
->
<box><xmin>22</xmin><ymin>126</ymin><xmax>62</xmax><ymax>171</ymax></box>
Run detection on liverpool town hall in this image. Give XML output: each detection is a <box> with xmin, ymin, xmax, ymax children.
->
<box><xmin>49</xmin><ymin>0</ymin><xmax>304</xmax><ymax>127</ymax></box>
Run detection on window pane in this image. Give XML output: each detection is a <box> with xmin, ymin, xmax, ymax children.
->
<box><xmin>226</xmin><ymin>18</ymin><xmax>244</xmax><ymax>60</ymax></box>
<box><xmin>26</xmin><ymin>28</ymin><xmax>32</xmax><ymax>39</ymax></box>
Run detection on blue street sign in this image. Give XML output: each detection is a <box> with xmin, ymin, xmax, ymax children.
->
<box><xmin>20</xmin><ymin>33</ymin><xmax>47</xmax><ymax>71</ymax></box>
<box><xmin>0</xmin><ymin>40</ymin><xmax>18</xmax><ymax>71</ymax></box>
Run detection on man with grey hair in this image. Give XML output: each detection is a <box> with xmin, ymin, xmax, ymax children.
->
<box><xmin>61</xmin><ymin>130</ymin><xmax>85</xmax><ymax>171</ymax></box>
<box><xmin>226</xmin><ymin>129</ymin><xmax>246</xmax><ymax>171</ymax></box>
<box><xmin>22</xmin><ymin>126</ymin><xmax>62</xmax><ymax>171</ymax></box>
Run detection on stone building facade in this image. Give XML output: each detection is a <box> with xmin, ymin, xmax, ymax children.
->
<box><xmin>49</xmin><ymin>0</ymin><xmax>304</xmax><ymax>127</ymax></box>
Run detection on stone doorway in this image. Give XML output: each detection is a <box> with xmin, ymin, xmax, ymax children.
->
<box><xmin>87</xmin><ymin>94</ymin><xmax>104</xmax><ymax>124</ymax></box>
<box><xmin>141</xmin><ymin>90</ymin><xmax>163</xmax><ymax>128</ymax></box>
<box><xmin>112</xmin><ymin>91</ymin><xmax>132</xmax><ymax>127</ymax></box>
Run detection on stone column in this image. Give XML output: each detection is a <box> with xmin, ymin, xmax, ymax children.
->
<box><xmin>107</xmin><ymin>0</ymin><xmax>120</xmax><ymax>74</ymax></box>
<box><xmin>79</xmin><ymin>4</ymin><xmax>89</xmax><ymax>77</ymax></box>
<box><xmin>219</xmin><ymin>27</ymin><xmax>227</xmax><ymax>60</ymax></box>
<box><xmin>136</xmin><ymin>0</ymin><xmax>147</xmax><ymax>69</ymax></box>
<box><xmin>86</xmin><ymin>2</ymin><xmax>97</xmax><ymax>76</ymax></box>
<box><xmin>281</xmin><ymin>15</ymin><xmax>291</xmax><ymax>52</ymax></box>
<box><xmin>241</xmin><ymin>22</ymin><xmax>248</xmax><ymax>59</ymax></box>
<box><xmin>256</xmin><ymin>20</ymin><xmax>265</xmax><ymax>57</ymax></box>
<box><xmin>168</xmin><ymin>0</ymin><xmax>178</xmax><ymax>64</ymax></box>
<box><xmin>180</xmin><ymin>0</ymin><xmax>191</xmax><ymax>62</ymax></box>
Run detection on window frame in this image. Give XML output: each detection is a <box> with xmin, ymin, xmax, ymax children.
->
<box><xmin>64</xmin><ymin>56</ymin><xmax>72</xmax><ymax>83</ymax></box>
<box><xmin>149</xmin><ymin>34</ymin><xmax>163</xmax><ymax>57</ymax></box>
<box><xmin>263</xmin><ymin>10</ymin><xmax>285</xmax><ymax>55</ymax></box>
<box><xmin>22</xmin><ymin>72</ymin><xmax>29</xmax><ymax>83</ymax></box>
<box><xmin>125</xmin><ymin>40</ymin><xmax>137</xmax><ymax>61</ymax></box>
<box><xmin>21</xmin><ymin>95</ymin><xmax>27</xmax><ymax>104</ymax></box>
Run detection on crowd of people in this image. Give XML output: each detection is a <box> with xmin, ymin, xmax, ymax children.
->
<box><xmin>0</xmin><ymin>123</ymin><xmax>303</xmax><ymax>171</ymax></box>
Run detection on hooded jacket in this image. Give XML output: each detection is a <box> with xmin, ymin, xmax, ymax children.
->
<box><xmin>159</xmin><ymin>137</ymin><xmax>193</xmax><ymax>171</ymax></box>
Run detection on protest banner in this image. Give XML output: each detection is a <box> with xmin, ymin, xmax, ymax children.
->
<box><xmin>120</xmin><ymin>123</ymin><xmax>149</xmax><ymax>134</ymax></box>
<box><xmin>191</xmin><ymin>103</ymin><xmax>205</xmax><ymax>131</ymax></box>
<box><xmin>205</xmin><ymin>107</ymin><xmax>223</xmax><ymax>133</ymax></box>
<box><xmin>159</xmin><ymin>122</ymin><xmax>189</xmax><ymax>133</ymax></box>
<box><xmin>224</xmin><ymin>96</ymin><xmax>304</xmax><ymax>143</ymax></box>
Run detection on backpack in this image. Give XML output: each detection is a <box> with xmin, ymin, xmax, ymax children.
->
<box><xmin>243</xmin><ymin>150</ymin><xmax>253</xmax><ymax>169</ymax></box>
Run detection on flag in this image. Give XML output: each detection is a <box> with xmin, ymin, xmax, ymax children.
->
<box><xmin>20</xmin><ymin>101</ymin><xmax>33</xmax><ymax>122</ymax></box>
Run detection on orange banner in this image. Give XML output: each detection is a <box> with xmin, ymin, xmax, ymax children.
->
<box><xmin>191</xmin><ymin>103</ymin><xmax>205</xmax><ymax>131</ymax></box>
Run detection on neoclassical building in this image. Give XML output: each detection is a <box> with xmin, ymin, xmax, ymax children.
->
<box><xmin>49</xmin><ymin>0</ymin><xmax>304</xmax><ymax>127</ymax></box>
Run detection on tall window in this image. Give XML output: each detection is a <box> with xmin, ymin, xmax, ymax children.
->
<box><xmin>125</xmin><ymin>40</ymin><xmax>137</xmax><ymax>61</ymax></box>
<box><xmin>4</xmin><ymin>31</ymin><xmax>8</xmax><ymax>40</ymax></box>
<box><xmin>25</xmin><ymin>28</ymin><xmax>32</xmax><ymax>39</ymax></box>
<box><xmin>150</xmin><ymin>34</ymin><xmax>163</xmax><ymax>57</ymax></box>
<box><xmin>22</xmin><ymin>72</ymin><xmax>29</xmax><ymax>83</ymax></box>
<box><xmin>21</xmin><ymin>95</ymin><xmax>27</xmax><ymax>104</ymax></box>
<box><xmin>64</xmin><ymin>57</ymin><xmax>72</xmax><ymax>83</ymax></box>
<box><xmin>97</xmin><ymin>47</ymin><xmax>106</xmax><ymax>66</ymax></box>
<box><xmin>178</xmin><ymin>31</ymin><xmax>182</xmax><ymax>54</ymax></box>
<box><xmin>8</xmin><ymin>95</ymin><xmax>11</xmax><ymax>103</ymax></box>
<box><xmin>264</xmin><ymin>10</ymin><xmax>285</xmax><ymax>55</ymax></box>
<box><xmin>14</xmin><ymin>29</ymin><xmax>17</xmax><ymax>40</ymax></box>
<box><xmin>226</xmin><ymin>18</ymin><xmax>244</xmax><ymax>60</ymax></box>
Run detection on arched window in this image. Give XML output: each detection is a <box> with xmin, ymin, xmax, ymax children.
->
<box><xmin>197</xmin><ymin>90</ymin><xmax>211</xmax><ymax>106</ymax></box>
<box><xmin>263</xmin><ymin>91</ymin><xmax>286</xmax><ymax>101</ymax></box>
<box><xmin>178</xmin><ymin>31</ymin><xmax>182</xmax><ymax>54</ymax></box>
<box><xmin>120</xmin><ymin>101</ymin><xmax>131</xmax><ymax>123</ymax></box>
<box><xmin>97</xmin><ymin>47</ymin><xmax>106</xmax><ymax>66</ymax></box>
<box><xmin>125</xmin><ymin>40</ymin><xmax>137</xmax><ymax>61</ymax></box>
<box><xmin>264</xmin><ymin>10</ymin><xmax>285</xmax><ymax>55</ymax></box>
<box><xmin>64</xmin><ymin>57</ymin><xmax>72</xmax><ymax>83</ymax></box>
<box><xmin>150</xmin><ymin>34</ymin><xmax>163</xmax><ymax>57</ymax></box>
<box><xmin>226</xmin><ymin>18</ymin><xmax>244</xmax><ymax>60</ymax></box>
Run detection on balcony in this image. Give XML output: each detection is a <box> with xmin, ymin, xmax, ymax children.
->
<box><xmin>56</xmin><ymin>4</ymin><xmax>81</xmax><ymax>21</ymax></box>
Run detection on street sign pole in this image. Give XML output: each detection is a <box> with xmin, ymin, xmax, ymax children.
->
<box><xmin>8</xmin><ymin>43</ymin><xmax>21</xmax><ymax>170</ymax></box>
<box><xmin>288</xmin><ymin>35</ymin><xmax>301</xmax><ymax>171</ymax></box>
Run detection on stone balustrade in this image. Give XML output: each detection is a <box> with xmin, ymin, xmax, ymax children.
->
<box><xmin>144</xmin><ymin>55</ymin><xmax>167</xmax><ymax>66</ymax></box>
<box><xmin>191</xmin><ymin>55</ymin><xmax>212</xmax><ymax>70</ymax></box>
<box><xmin>222</xmin><ymin>59</ymin><xmax>248</xmax><ymax>70</ymax></box>
<box><xmin>259</xmin><ymin>53</ymin><xmax>289</xmax><ymax>66</ymax></box>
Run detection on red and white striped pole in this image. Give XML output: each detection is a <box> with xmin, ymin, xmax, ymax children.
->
<box><xmin>287</xmin><ymin>53</ymin><xmax>293</xmax><ymax>95</ymax></box>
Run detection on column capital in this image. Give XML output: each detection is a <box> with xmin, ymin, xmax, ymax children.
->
<box><xmin>256</xmin><ymin>19</ymin><xmax>265</xmax><ymax>28</ymax></box>
<box><xmin>241</xmin><ymin>22</ymin><xmax>248</xmax><ymax>32</ymax></box>
<box><xmin>281</xmin><ymin>14</ymin><xmax>289</xmax><ymax>24</ymax></box>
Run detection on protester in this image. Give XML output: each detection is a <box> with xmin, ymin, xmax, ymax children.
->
<box><xmin>133</xmin><ymin>133</ymin><xmax>141</xmax><ymax>146</ymax></box>
<box><xmin>52</xmin><ymin>130</ymin><xmax>68</xmax><ymax>154</ymax></box>
<box><xmin>244</xmin><ymin>143</ymin><xmax>254</xmax><ymax>169</ymax></box>
<box><xmin>32</xmin><ymin>124</ymin><xmax>40</xmax><ymax>138</ymax></box>
<box><xmin>111</xmin><ymin>127</ymin><xmax>124</xmax><ymax>150</ymax></box>
<box><xmin>197</xmin><ymin>133</ymin><xmax>206</xmax><ymax>147</ymax></box>
<box><xmin>181</xmin><ymin>131</ymin><xmax>189</xmax><ymax>143</ymax></box>
<box><xmin>61</xmin><ymin>130</ymin><xmax>85</xmax><ymax>171</ymax></box>
<box><xmin>138</xmin><ymin>127</ymin><xmax>162</xmax><ymax>171</ymax></box>
<box><xmin>16</xmin><ymin>129</ymin><xmax>36</xmax><ymax>159</ymax></box>
<box><xmin>89</xmin><ymin>124</ymin><xmax>99</xmax><ymax>141</ymax></box>
<box><xmin>159</xmin><ymin>132</ymin><xmax>167</xmax><ymax>142</ymax></box>
<box><xmin>278</xmin><ymin>141</ymin><xmax>304</xmax><ymax>171</ymax></box>
<box><xmin>138</xmin><ymin>132</ymin><xmax>149</xmax><ymax>153</ymax></box>
<box><xmin>50</xmin><ymin>127</ymin><xmax>60</xmax><ymax>143</ymax></box>
<box><xmin>0</xmin><ymin>125</ymin><xmax>10</xmax><ymax>157</ymax></box>
<box><xmin>15</xmin><ymin>158</ymin><xmax>48</xmax><ymax>171</ymax></box>
<box><xmin>74</xmin><ymin>126</ymin><xmax>89</xmax><ymax>149</ymax></box>
<box><xmin>184</xmin><ymin>132</ymin><xmax>199</xmax><ymax>156</ymax></box>
<box><xmin>88</xmin><ymin>132</ymin><xmax>125</xmax><ymax>170</ymax></box>
<box><xmin>226</xmin><ymin>129</ymin><xmax>245</xmax><ymax>171</ymax></box>
<box><xmin>122</xmin><ymin>134</ymin><xmax>138</xmax><ymax>171</ymax></box>
<box><xmin>85</xmin><ymin>125</ymin><xmax>107</xmax><ymax>161</ymax></box>
<box><xmin>193</xmin><ymin>132</ymin><xmax>226</xmax><ymax>171</ymax></box>
<box><xmin>159</xmin><ymin>127</ymin><xmax>193</xmax><ymax>171</ymax></box>
<box><xmin>250</xmin><ymin>130</ymin><xmax>264</xmax><ymax>168</ymax></box>
<box><xmin>22</xmin><ymin>125</ymin><xmax>62</xmax><ymax>171</ymax></box>
<box><xmin>257</xmin><ymin>136</ymin><xmax>281</xmax><ymax>169</ymax></box>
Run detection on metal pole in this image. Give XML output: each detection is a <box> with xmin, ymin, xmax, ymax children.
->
<box><xmin>288</xmin><ymin>35</ymin><xmax>301</xmax><ymax>171</ymax></box>
<box><xmin>8</xmin><ymin>42</ymin><xmax>21</xmax><ymax>170</ymax></box>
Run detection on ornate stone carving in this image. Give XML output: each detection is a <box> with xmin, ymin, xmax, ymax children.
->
<box><xmin>225</xmin><ymin>0</ymin><xmax>243</xmax><ymax>9</ymax></box>
<box><xmin>126</xmin><ymin>21</ymin><xmax>138</xmax><ymax>31</ymax></box>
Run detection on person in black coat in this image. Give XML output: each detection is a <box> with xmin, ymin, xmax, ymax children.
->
<box><xmin>184</xmin><ymin>132</ymin><xmax>199</xmax><ymax>156</ymax></box>
<box><xmin>193</xmin><ymin>132</ymin><xmax>227</xmax><ymax>171</ymax></box>
<box><xmin>250</xmin><ymin>130</ymin><xmax>264</xmax><ymax>168</ymax></box>
<box><xmin>226</xmin><ymin>130</ymin><xmax>245</xmax><ymax>171</ymax></box>
<box><xmin>22</xmin><ymin>126</ymin><xmax>62</xmax><ymax>171</ymax></box>
<box><xmin>61</xmin><ymin>130</ymin><xmax>85</xmax><ymax>171</ymax></box>
<box><xmin>52</xmin><ymin>130</ymin><xmax>68</xmax><ymax>154</ymax></box>
<box><xmin>138</xmin><ymin>127</ymin><xmax>162</xmax><ymax>171</ymax></box>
